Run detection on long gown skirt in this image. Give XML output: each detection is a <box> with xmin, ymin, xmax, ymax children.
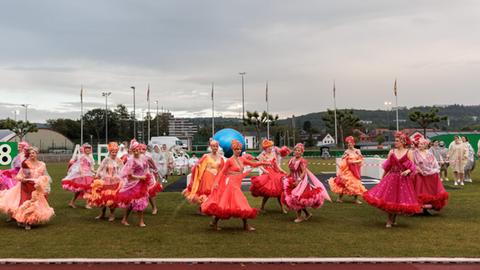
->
<box><xmin>363</xmin><ymin>172</ymin><xmax>422</xmax><ymax>215</ymax></box>
<box><xmin>250</xmin><ymin>168</ymin><xmax>285</xmax><ymax>198</ymax></box>
<box><xmin>413</xmin><ymin>174</ymin><xmax>448</xmax><ymax>211</ymax></box>
<box><xmin>201</xmin><ymin>174</ymin><xmax>257</xmax><ymax>220</ymax></box>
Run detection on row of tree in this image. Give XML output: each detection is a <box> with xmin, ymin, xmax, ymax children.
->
<box><xmin>0</xmin><ymin>104</ymin><xmax>447</xmax><ymax>149</ymax></box>
<box><xmin>45</xmin><ymin>104</ymin><xmax>171</xmax><ymax>144</ymax></box>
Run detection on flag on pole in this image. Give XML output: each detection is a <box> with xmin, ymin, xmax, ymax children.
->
<box><xmin>147</xmin><ymin>84</ymin><xmax>150</xmax><ymax>101</ymax></box>
<box><xmin>80</xmin><ymin>86</ymin><xmax>83</xmax><ymax>102</ymax></box>
<box><xmin>266</xmin><ymin>81</ymin><xmax>269</xmax><ymax>102</ymax></box>
<box><xmin>394</xmin><ymin>79</ymin><xmax>397</xmax><ymax>96</ymax></box>
<box><xmin>211</xmin><ymin>82</ymin><xmax>214</xmax><ymax>101</ymax></box>
<box><xmin>333</xmin><ymin>81</ymin><xmax>336</xmax><ymax>98</ymax></box>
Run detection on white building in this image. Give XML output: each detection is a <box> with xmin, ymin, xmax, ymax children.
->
<box><xmin>0</xmin><ymin>128</ymin><xmax>74</xmax><ymax>153</ymax></box>
<box><xmin>317</xmin><ymin>133</ymin><xmax>336</xmax><ymax>147</ymax></box>
<box><xmin>244</xmin><ymin>136</ymin><xmax>258</xmax><ymax>150</ymax></box>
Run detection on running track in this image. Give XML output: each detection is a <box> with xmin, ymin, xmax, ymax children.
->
<box><xmin>0</xmin><ymin>263</ymin><xmax>478</xmax><ymax>270</ymax></box>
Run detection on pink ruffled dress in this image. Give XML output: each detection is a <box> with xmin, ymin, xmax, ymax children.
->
<box><xmin>250</xmin><ymin>155</ymin><xmax>286</xmax><ymax>198</ymax></box>
<box><xmin>145</xmin><ymin>155</ymin><xmax>163</xmax><ymax>198</ymax></box>
<box><xmin>282</xmin><ymin>158</ymin><xmax>331</xmax><ymax>211</ymax></box>
<box><xmin>0</xmin><ymin>154</ymin><xmax>24</xmax><ymax>190</ymax></box>
<box><xmin>0</xmin><ymin>161</ymin><xmax>54</xmax><ymax>225</ymax></box>
<box><xmin>115</xmin><ymin>156</ymin><xmax>151</xmax><ymax>212</ymax></box>
<box><xmin>413</xmin><ymin>150</ymin><xmax>449</xmax><ymax>211</ymax></box>
<box><xmin>61</xmin><ymin>154</ymin><xmax>95</xmax><ymax>194</ymax></box>
<box><xmin>363</xmin><ymin>151</ymin><xmax>422</xmax><ymax>215</ymax></box>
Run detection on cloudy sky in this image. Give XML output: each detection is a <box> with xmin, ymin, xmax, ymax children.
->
<box><xmin>0</xmin><ymin>0</ymin><xmax>479</xmax><ymax>122</ymax></box>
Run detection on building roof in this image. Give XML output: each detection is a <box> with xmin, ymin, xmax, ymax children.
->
<box><xmin>0</xmin><ymin>129</ymin><xmax>15</xmax><ymax>142</ymax></box>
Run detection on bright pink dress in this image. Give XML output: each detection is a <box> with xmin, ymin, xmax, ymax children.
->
<box><xmin>282</xmin><ymin>158</ymin><xmax>331</xmax><ymax>211</ymax></box>
<box><xmin>88</xmin><ymin>157</ymin><xmax>124</xmax><ymax>208</ymax></box>
<box><xmin>201</xmin><ymin>156</ymin><xmax>259</xmax><ymax>220</ymax></box>
<box><xmin>0</xmin><ymin>154</ymin><xmax>24</xmax><ymax>190</ymax></box>
<box><xmin>364</xmin><ymin>151</ymin><xmax>422</xmax><ymax>215</ymax></box>
<box><xmin>115</xmin><ymin>156</ymin><xmax>150</xmax><ymax>212</ymax></box>
<box><xmin>250</xmin><ymin>154</ymin><xmax>286</xmax><ymax>198</ymax></box>
<box><xmin>413</xmin><ymin>150</ymin><xmax>449</xmax><ymax>211</ymax></box>
<box><xmin>0</xmin><ymin>161</ymin><xmax>54</xmax><ymax>225</ymax></box>
<box><xmin>61</xmin><ymin>154</ymin><xmax>95</xmax><ymax>194</ymax></box>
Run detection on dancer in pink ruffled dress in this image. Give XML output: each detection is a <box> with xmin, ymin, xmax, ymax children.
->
<box><xmin>363</xmin><ymin>132</ymin><xmax>422</xmax><ymax>228</ymax></box>
<box><xmin>413</xmin><ymin>138</ymin><xmax>449</xmax><ymax>213</ymax></box>
<box><xmin>0</xmin><ymin>141</ymin><xmax>29</xmax><ymax>190</ymax></box>
<box><xmin>139</xmin><ymin>144</ymin><xmax>162</xmax><ymax>215</ymax></box>
<box><xmin>0</xmin><ymin>147</ymin><xmax>54</xmax><ymax>230</ymax></box>
<box><xmin>250</xmin><ymin>139</ymin><xmax>291</xmax><ymax>213</ymax></box>
<box><xmin>61</xmin><ymin>143</ymin><xmax>95</xmax><ymax>208</ymax></box>
<box><xmin>282</xmin><ymin>143</ymin><xmax>331</xmax><ymax>223</ymax></box>
<box><xmin>116</xmin><ymin>140</ymin><xmax>151</xmax><ymax>227</ymax></box>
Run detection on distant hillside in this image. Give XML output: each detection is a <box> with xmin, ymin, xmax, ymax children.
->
<box><xmin>190</xmin><ymin>104</ymin><xmax>480</xmax><ymax>132</ymax></box>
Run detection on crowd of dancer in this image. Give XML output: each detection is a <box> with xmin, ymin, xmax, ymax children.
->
<box><xmin>1</xmin><ymin>131</ymin><xmax>475</xmax><ymax>230</ymax></box>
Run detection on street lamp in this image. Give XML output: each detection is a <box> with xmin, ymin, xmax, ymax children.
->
<box><xmin>239</xmin><ymin>72</ymin><xmax>246</xmax><ymax>124</ymax></box>
<box><xmin>131</xmin><ymin>86</ymin><xmax>136</xmax><ymax>139</ymax></box>
<box><xmin>12</xmin><ymin>110</ymin><xmax>19</xmax><ymax>121</ymax></box>
<box><xmin>21</xmin><ymin>104</ymin><xmax>29</xmax><ymax>122</ymax></box>
<box><xmin>102</xmin><ymin>91</ymin><xmax>112</xmax><ymax>144</ymax></box>
<box><xmin>384</xmin><ymin>101</ymin><xmax>392</xmax><ymax>129</ymax></box>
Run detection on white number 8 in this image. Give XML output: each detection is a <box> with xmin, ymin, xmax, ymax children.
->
<box><xmin>0</xmin><ymin>144</ymin><xmax>13</xmax><ymax>166</ymax></box>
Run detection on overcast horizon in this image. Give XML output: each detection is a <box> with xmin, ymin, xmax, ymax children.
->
<box><xmin>1</xmin><ymin>0</ymin><xmax>479</xmax><ymax>123</ymax></box>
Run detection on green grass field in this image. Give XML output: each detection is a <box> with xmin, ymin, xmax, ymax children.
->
<box><xmin>1</xmin><ymin>159</ymin><xmax>480</xmax><ymax>258</ymax></box>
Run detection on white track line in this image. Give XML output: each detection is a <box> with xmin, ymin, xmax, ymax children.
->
<box><xmin>1</xmin><ymin>258</ymin><xmax>480</xmax><ymax>264</ymax></box>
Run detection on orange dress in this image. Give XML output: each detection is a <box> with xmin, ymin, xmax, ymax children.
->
<box><xmin>328</xmin><ymin>150</ymin><xmax>367</xmax><ymax>197</ymax></box>
<box><xmin>201</xmin><ymin>156</ymin><xmax>260</xmax><ymax>220</ymax></box>
<box><xmin>183</xmin><ymin>154</ymin><xmax>224</xmax><ymax>204</ymax></box>
<box><xmin>0</xmin><ymin>161</ymin><xmax>54</xmax><ymax>225</ymax></box>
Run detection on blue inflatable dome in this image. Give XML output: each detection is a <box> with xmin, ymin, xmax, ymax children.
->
<box><xmin>213</xmin><ymin>128</ymin><xmax>246</xmax><ymax>158</ymax></box>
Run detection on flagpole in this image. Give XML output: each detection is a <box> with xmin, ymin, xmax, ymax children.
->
<box><xmin>395</xmin><ymin>79</ymin><xmax>399</xmax><ymax>132</ymax></box>
<box><xmin>266</xmin><ymin>81</ymin><xmax>270</xmax><ymax>140</ymax></box>
<box><xmin>147</xmin><ymin>84</ymin><xmax>151</xmax><ymax>144</ymax></box>
<box><xmin>80</xmin><ymin>85</ymin><xmax>84</xmax><ymax>145</ymax></box>
<box><xmin>333</xmin><ymin>80</ymin><xmax>338</xmax><ymax>147</ymax></box>
<box><xmin>211</xmin><ymin>82</ymin><xmax>215</xmax><ymax>137</ymax></box>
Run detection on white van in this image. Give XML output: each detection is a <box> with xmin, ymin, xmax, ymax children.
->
<box><xmin>149</xmin><ymin>136</ymin><xmax>187</xmax><ymax>150</ymax></box>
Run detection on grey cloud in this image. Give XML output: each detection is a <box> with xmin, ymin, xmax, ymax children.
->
<box><xmin>1</xmin><ymin>0</ymin><xmax>479</xmax><ymax>122</ymax></box>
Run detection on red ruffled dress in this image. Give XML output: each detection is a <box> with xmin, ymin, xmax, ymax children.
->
<box><xmin>115</xmin><ymin>156</ymin><xmax>151</xmax><ymax>212</ymax></box>
<box><xmin>201</xmin><ymin>156</ymin><xmax>260</xmax><ymax>220</ymax></box>
<box><xmin>282</xmin><ymin>158</ymin><xmax>331</xmax><ymax>211</ymax></box>
<box><xmin>250</xmin><ymin>156</ymin><xmax>286</xmax><ymax>198</ymax></box>
<box><xmin>61</xmin><ymin>155</ymin><xmax>95</xmax><ymax>195</ymax></box>
<box><xmin>363</xmin><ymin>151</ymin><xmax>422</xmax><ymax>215</ymax></box>
<box><xmin>412</xmin><ymin>150</ymin><xmax>449</xmax><ymax>211</ymax></box>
